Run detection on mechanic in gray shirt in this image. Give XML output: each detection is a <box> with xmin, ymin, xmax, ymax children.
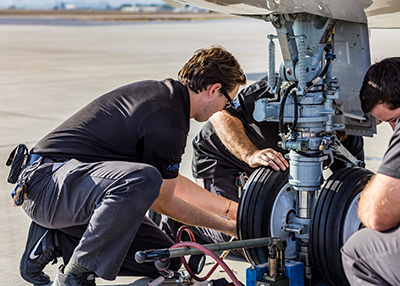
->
<box><xmin>342</xmin><ymin>57</ymin><xmax>400</xmax><ymax>285</ymax></box>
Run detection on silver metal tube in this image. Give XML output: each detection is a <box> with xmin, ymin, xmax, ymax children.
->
<box><xmin>136</xmin><ymin>237</ymin><xmax>273</xmax><ymax>263</ymax></box>
<box><xmin>297</xmin><ymin>37</ymin><xmax>306</xmax><ymax>94</ymax></box>
<box><xmin>268</xmin><ymin>35</ymin><xmax>276</xmax><ymax>89</ymax></box>
<box><xmin>297</xmin><ymin>190</ymin><xmax>317</xmax><ymax>218</ymax></box>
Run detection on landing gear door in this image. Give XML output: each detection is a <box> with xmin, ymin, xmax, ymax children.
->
<box><xmin>331</xmin><ymin>20</ymin><xmax>376</xmax><ymax>137</ymax></box>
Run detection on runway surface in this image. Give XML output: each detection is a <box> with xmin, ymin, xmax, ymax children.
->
<box><xmin>0</xmin><ymin>14</ymin><xmax>398</xmax><ymax>285</ymax></box>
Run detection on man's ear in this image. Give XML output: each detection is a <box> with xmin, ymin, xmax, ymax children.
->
<box><xmin>208</xmin><ymin>83</ymin><xmax>222</xmax><ymax>98</ymax></box>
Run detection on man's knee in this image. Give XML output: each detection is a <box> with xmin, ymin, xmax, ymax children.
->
<box><xmin>138</xmin><ymin>165</ymin><xmax>163</xmax><ymax>190</ymax></box>
<box><xmin>124</xmin><ymin>164</ymin><xmax>162</xmax><ymax>201</ymax></box>
<box><xmin>341</xmin><ymin>229</ymin><xmax>371</xmax><ymax>285</ymax></box>
<box><xmin>341</xmin><ymin>227</ymin><xmax>400</xmax><ymax>286</ymax></box>
<box><xmin>342</xmin><ymin>228</ymin><xmax>371</xmax><ymax>260</ymax></box>
<box><xmin>341</xmin><ymin>227</ymin><xmax>391</xmax><ymax>270</ymax></box>
<box><xmin>112</xmin><ymin>163</ymin><xmax>162</xmax><ymax>202</ymax></box>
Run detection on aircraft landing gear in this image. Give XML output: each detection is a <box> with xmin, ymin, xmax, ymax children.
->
<box><xmin>237</xmin><ymin>166</ymin><xmax>373</xmax><ymax>286</ymax></box>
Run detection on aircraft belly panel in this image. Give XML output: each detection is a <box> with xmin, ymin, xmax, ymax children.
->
<box><xmin>178</xmin><ymin>0</ymin><xmax>400</xmax><ymax>27</ymax></box>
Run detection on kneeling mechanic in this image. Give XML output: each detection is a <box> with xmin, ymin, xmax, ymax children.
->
<box><xmin>6</xmin><ymin>45</ymin><xmax>246</xmax><ymax>286</ymax></box>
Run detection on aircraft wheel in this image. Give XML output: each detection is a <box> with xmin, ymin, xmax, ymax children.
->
<box><xmin>310</xmin><ymin>167</ymin><xmax>373</xmax><ymax>286</ymax></box>
<box><xmin>237</xmin><ymin>167</ymin><xmax>296</xmax><ymax>264</ymax></box>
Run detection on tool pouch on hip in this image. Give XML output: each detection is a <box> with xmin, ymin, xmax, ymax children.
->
<box><xmin>6</xmin><ymin>144</ymin><xmax>28</xmax><ymax>184</ymax></box>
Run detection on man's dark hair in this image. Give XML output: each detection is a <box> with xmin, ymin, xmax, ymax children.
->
<box><xmin>360</xmin><ymin>57</ymin><xmax>400</xmax><ymax>113</ymax></box>
<box><xmin>178</xmin><ymin>45</ymin><xmax>246</xmax><ymax>93</ymax></box>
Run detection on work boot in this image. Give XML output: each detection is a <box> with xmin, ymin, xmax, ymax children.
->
<box><xmin>20</xmin><ymin>221</ymin><xmax>60</xmax><ymax>285</ymax></box>
<box><xmin>53</xmin><ymin>265</ymin><xmax>96</xmax><ymax>286</ymax></box>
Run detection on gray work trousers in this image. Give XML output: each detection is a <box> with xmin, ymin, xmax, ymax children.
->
<box><xmin>341</xmin><ymin>227</ymin><xmax>400</xmax><ymax>285</ymax></box>
<box><xmin>22</xmin><ymin>158</ymin><xmax>181</xmax><ymax>280</ymax></box>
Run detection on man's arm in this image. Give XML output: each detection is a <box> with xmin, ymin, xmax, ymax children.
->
<box><xmin>358</xmin><ymin>173</ymin><xmax>400</xmax><ymax>231</ymax></box>
<box><xmin>151</xmin><ymin>175</ymin><xmax>237</xmax><ymax>238</ymax></box>
<box><xmin>173</xmin><ymin>174</ymin><xmax>237</xmax><ymax>221</ymax></box>
<box><xmin>209</xmin><ymin>111</ymin><xmax>288</xmax><ymax>171</ymax></box>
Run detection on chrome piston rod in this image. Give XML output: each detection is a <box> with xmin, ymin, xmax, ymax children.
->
<box><xmin>135</xmin><ymin>237</ymin><xmax>276</xmax><ymax>264</ymax></box>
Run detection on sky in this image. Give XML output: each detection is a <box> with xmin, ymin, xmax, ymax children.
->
<box><xmin>0</xmin><ymin>0</ymin><xmax>167</xmax><ymax>9</ymax></box>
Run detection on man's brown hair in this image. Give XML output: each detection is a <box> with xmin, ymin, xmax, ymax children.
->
<box><xmin>359</xmin><ymin>57</ymin><xmax>400</xmax><ymax>113</ymax></box>
<box><xmin>178</xmin><ymin>45</ymin><xmax>246</xmax><ymax>93</ymax></box>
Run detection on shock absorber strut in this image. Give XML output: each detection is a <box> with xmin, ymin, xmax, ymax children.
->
<box><xmin>268</xmin><ymin>34</ymin><xmax>276</xmax><ymax>91</ymax></box>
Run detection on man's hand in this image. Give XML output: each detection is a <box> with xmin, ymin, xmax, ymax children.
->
<box><xmin>246</xmin><ymin>148</ymin><xmax>289</xmax><ymax>171</ymax></box>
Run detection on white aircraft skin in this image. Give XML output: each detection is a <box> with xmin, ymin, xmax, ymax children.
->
<box><xmin>176</xmin><ymin>0</ymin><xmax>400</xmax><ymax>27</ymax></box>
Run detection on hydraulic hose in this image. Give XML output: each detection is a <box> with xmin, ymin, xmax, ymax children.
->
<box><xmin>290</xmin><ymin>89</ymin><xmax>299</xmax><ymax>130</ymax></box>
<box><xmin>175</xmin><ymin>226</ymin><xmax>235</xmax><ymax>283</ymax></box>
<box><xmin>279</xmin><ymin>83</ymin><xmax>297</xmax><ymax>136</ymax></box>
<box><xmin>305</xmin><ymin>49</ymin><xmax>333</xmax><ymax>93</ymax></box>
<box><xmin>170</xmin><ymin>241</ymin><xmax>241</xmax><ymax>286</ymax></box>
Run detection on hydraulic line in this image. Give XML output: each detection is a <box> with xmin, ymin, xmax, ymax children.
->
<box><xmin>176</xmin><ymin>226</ymin><xmax>232</xmax><ymax>282</ymax></box>
<box><xmin>304</xmin><ymin>48</ymin><xmax>334</xmax><ymax>93</ymax></box>
<box><xmin>289</xmin><ymin>88</ymin><xmax>299</xmax><ymax>130</ymax></box>
<box><xmin>279</xmin><ymin>83</ymin><xmax>297</xmax><ymax>136</ymax></box>
<box><xmin>170</xmin><ymin>241</ymin><xmax>241</xmax><ymax>286</ymax></box>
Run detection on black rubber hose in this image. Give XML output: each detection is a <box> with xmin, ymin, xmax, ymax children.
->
<box><xmin>279</xmin><ymin>83</ymin><xmax>296</xmax><ymax>135</ymax></box>
<box><xmin>290</xmin><ymin>89</ymin><xmax>298</xmax><ymax>130</ymax></box>
<box><xmin>319</xmin><ymin>58</ymin><xmax>332</xmax><ymax>79</ymax></box>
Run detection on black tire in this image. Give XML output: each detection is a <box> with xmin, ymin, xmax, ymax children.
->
<box><xmin>310</xmin><ymin>167</ymin><xmax>374</xmax><ymax>286</ymax></box>
<box><xmin>237</xmin><ymin>167</ymin><xmax>295</xmax><ymax>264</ymax></box>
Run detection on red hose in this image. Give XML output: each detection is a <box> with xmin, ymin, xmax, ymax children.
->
<box><xmin>173</xmin><ymin>226</ymin><xmax>241</xmax><ymax>286</ymax></box>
<box><xmin>176</xmin><ymin>226</ymin><xmax>208</xmax><ymax>281</ymax></box>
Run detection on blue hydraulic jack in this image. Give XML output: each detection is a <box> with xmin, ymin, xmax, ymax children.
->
<box><xmin>246</xmin><ymin>237</ymin><xmax>304</xmax><ymax>286</ymax></box>
<box><xmin>246</xmin><ymin>260</ymin><xmax>304</xmax><ymax>286</ymax></box>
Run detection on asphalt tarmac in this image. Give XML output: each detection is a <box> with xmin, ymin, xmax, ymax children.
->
<box><xmin>0</xmin><ymin>14</ymin><xmax>398</xmax><ymax>286</ymax></box>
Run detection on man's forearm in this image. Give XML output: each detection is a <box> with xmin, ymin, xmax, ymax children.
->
<box><xmin>210</xmin><ymin>111</ymin><xmax>258</xmax><ymax>164</ymax></box>
<box><xmin>210</xmin><ymin>111</ymin><xmax>289</xmax><ymax>170</ymax></box>
<box><xmin>151</xmin><ymin>177</ymin><xmax>237</xmax><ymax>237</ymax></box>
<box><xmin>174</xmin><ymin>174</ymin><xmax>237</xmax><ymax>221</ymax></box>
<box><xmin>359</xmin><ymin>174</ymin><xmax>400</xmax><ymax>231</ymax></box>
<box><xmin>153</xmin><ymin>192</ymin><xmax>237</xmax><ymax>238</ymax></box>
